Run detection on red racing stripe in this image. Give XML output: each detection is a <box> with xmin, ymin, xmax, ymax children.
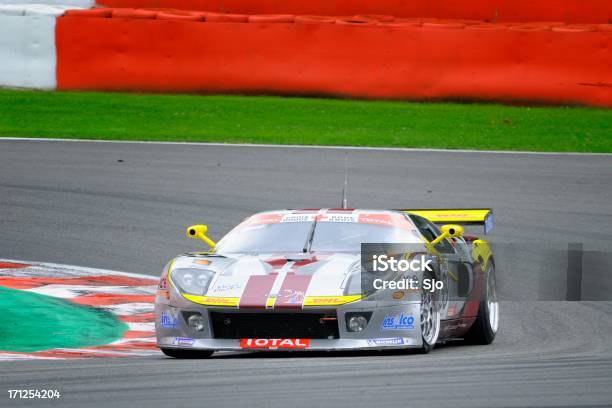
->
<box><xmin>239</xmin><ymin>275</ymin><xmax>277</xmax><ymax>308</ymax></box>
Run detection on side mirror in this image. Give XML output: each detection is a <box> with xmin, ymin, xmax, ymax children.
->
<box><xmin>186</xmin><ymin>224</ymin><xmax>216</xmax><ymax>248</ymax></box>
<box><xmin>429</xmin><ymin>224</ymin><xmax>463</xmax><ymax>246</ymax></box>
<box><xmin>440</xmin><ymin>224</ymin><xmax>464</xmax><ymax>238</ymax></box>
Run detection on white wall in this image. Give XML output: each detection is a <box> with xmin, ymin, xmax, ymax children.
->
<box><xmin>1</xmin><ymin>0</ymin><xmax>93</xmax><ymax>8</ymax></box>
<box><xmin>0</xmin><ymin>13</ymin><xmax>58</xmax><ymax>89</ymax></box>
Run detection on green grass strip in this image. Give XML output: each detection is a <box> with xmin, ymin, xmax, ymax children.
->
<box><xmin>0</xmin><ymin>286</ymin><xmax>127</xmax><ymax>352</ymax></box>
<box><xmin>1</xmin><ymin>89</ymin><xmax>610</xmax><ymax>152</ymax></box>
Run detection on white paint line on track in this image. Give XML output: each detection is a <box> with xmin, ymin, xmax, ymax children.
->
<box><xmin>0</xmin><ymin>258</ymin><xmax>157</xmax><ymax>281</ymax></box>
<box><xmin>1</xmin><ymin>137</ymin><xmax>610</xmax><ymax>157</ymax></box>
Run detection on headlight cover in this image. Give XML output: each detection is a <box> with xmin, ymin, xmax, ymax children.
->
<box><xmin>170</xmin><ymin>268</ymin><xmax>215</xmax><ymax>295</ymax></box>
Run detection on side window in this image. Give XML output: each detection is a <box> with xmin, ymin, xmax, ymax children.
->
<box><xmin>408</xmin><ymin>214</ymin><xmax>455</xmax><ymax>254</ymax></box>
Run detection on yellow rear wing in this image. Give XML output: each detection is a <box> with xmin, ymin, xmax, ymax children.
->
<box><xmin>400</xmin><ymin>208</ymin><xmax>494</xmax><ymax>234</ymax></box>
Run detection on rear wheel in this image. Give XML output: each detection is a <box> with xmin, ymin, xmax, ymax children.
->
<box><xmin>419</xmin><ymin>272</ymin><xmax>441</xmax><ymax>354</ymax></box>
<box><xmin>464</xmin><ymin>261</ymin><xmax>499</xmax><ymax>345</ymax></box>
<box><xmin>161</xmin><ymin>348</ymin><xmax>214</xmax><ymax>359</ymax></box>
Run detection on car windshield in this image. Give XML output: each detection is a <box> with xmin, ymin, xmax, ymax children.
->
<box><xmin>214</xmin><ymin>222</ymin><xmax>312</xmax><ymax>254</ymax></box>
<box><xmin>310</xmin><ymin>222</ymin><xmax>418</xmax><ymax>252</ymax></box>
<box><xmin>214</xmin><ymin>213</ymin><xmax>419</xmax><ymax>254</ymax></box>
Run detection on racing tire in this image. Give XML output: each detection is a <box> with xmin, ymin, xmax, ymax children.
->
<box><xmin>161</xmin><ymin>348</ymin><xmax>214</xmax><ymax>359</ymax></box>
<box><xmin>464</xmin><ymin>261</ymin><xmax>499</xmax><ymax>345</ymax></box>
<box><xmin>419</xmin><ymin>271</ymin><xmax>441</xmax><ymax>354</ymax></box>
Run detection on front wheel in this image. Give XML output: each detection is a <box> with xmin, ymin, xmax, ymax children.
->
<box><xmin>161</xmin><ymin>348</ymin><xmax>214</xmax><ymax>359</ymax></box>
<box><xmin>464</xmin><ymin>261</ymin><xmax>499</xmax><ymax>345</ymax></box>
<box><xmin>419</xmin><ymin>272</ymin><xmax>441</xmax><ymax>354</ymax></box>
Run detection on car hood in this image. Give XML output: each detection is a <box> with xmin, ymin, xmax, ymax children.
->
<box><xmin>169</xmin><ymin>252</ymin><xmax>363</xmax><ymax>308</ymax></box>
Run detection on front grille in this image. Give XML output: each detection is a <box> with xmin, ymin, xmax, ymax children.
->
<box><xmin>210</xmin><ymin>312</ymin><xmax>339</xmax><ymax>339</ymax></box>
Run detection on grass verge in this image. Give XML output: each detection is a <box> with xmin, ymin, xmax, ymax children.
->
<box><xmin>0</xmin><ymin>286</ymin><xmax>127</xmax><ymax>352</ymax></box>
<box><xmin>1</xmin><ymin>89</ymin><xmax>610</xmax><ymax>152</ymax></box>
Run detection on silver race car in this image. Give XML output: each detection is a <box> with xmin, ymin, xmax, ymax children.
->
<box><xmin>155</xmin><ymin>208</ymin><xmax>498</xmax><ymax>357</ymax></box>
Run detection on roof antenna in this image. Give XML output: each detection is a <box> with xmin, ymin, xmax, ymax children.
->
<box><xmin>341</xmin><ymin>153</ymin><xmax>348</xmax><ymax>209</ymax></box>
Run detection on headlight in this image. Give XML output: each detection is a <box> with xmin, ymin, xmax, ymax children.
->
<box><xmin>170</xmin><ymin>268</ymin><xmax>215</xmax><ymax>295</ymax></box>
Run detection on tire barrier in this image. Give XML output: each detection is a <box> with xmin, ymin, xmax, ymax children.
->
<box><xmin>54</xmin><ymin>12</ymin><xmax>612</xmax><ymax>107</ymax></box>
<box><xmin>96</xmin><ymin>0</ymin><xmax>612</xmax><ymax>24</ymax></box>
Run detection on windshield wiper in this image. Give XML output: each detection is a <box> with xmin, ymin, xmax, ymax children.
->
<box><xmin>302</xmin><ymin>218</ymin><xmax>318</xmax><ymax>253</ymax></box>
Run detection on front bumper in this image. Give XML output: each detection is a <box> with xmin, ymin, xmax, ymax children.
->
<box><xmin>157</xmin><ymin>336</ymin><xmax>421</xmax><ymax>350</ymax></box>
<box><xmin>155</xmin><ymin>301</ymin><xmax>423</xmax><ymax>351</ymax></box>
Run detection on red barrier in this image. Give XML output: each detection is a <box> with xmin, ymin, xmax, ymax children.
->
<box><xmin>97</xmin><ymin>0</ymin><xmax>612</xmax><ymax>24</ymax></box>
<box><xmin>64</xmin><ymin>8</ymin><xmax>112</xmax><ymax>17</ymax></box>
<box><xmin>112</xmin><ymin>8</ymin><xmax>157</xmax><ymax>19</ymax></box>
<box><xmin>248</xmin><ymin>14</ymin><xmax>295</xmax><ymax>23</ymax></box>
<box><xmin>56</xmin><ymin>16</ymin><xmax>612</xmax><ymax>107</ymax></box>
<box><xmin>204</xmin><ymin>12</ymin><xmax>247</xmax><ymax>22</ymax></box>
<box><xmin>295</xmin><ymin>15</ymin><xmax>336</xmax><ymax>24</ymax></box>
<box><xmin>157</xmin><ymin>11</ymin><xmax>203</xmax><ymax>21</ymax></box>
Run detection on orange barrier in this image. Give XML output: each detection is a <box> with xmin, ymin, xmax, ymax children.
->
<box><xmin>97</xmin><ymin>0</ymin><xmax>612</xmax><ymax>24</ymax></box>
<box><xmin>248</xmin><ymin>14</ymin><xmax>295</xmax><ymax>23</ymax></box>
<box><xmin>204</xmin><ymin>12</ymin><xmax>248</xmax><ymax>22</ymax></box>
<box><xmin>157</xmin><ymin>11</ymin><xmax>203</xmax><ymax>21</ymax></box>
<box><xmin>111</xmin><ymin>8</ymin><xmax>157</xmax><ymax>19</ymax></box>
<box><xmin>295</xmin><ymin>15</ymin><xmax>336</xmax><ymax>24</ymax></box>
<box><xmin>64</xmin><ymin>9</ymin><xmax>112</xmax><ymax>17</ymax></box>
<box><xmin>55</xmin><ymin>15</ymin><xmax>612</xmax><ymax>107</ymax></box>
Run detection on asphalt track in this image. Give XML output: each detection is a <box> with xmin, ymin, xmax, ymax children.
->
<box><xmin>1</xmin><ymin>139</ymin><xmax>612</xmax><ymax>408</ymax></box>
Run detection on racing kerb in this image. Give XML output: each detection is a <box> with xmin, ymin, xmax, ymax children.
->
<box><xmin>0</xmin><ymin>259</ymin><xmax>160</xmax><ymax>360</ymax></box>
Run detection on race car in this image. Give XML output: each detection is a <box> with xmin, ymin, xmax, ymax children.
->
<box><xmin>155</xmin><ymin>208</ymin><xmax>498</xmax><ymax>357</ymax></box>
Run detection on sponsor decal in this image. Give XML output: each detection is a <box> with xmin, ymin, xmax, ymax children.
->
<box><xmin>367</xmin><ymin>337</ymin><xmax>405</xmax><ymax>346</ymax></box>
<box><xmin>274</xmin><ymin>274</ymin><xmax>312</xmax><ymax>308</ymax></box>
<box><xmin>172</xmin><ymin>337</ymin><xmax>195</xmax><ymax>346</ymax></box>
<box><xmin>247</xmin><ymin>213</ymin><xmax>284</xmax><ymax>225</ymax></box>
<box><xmin>303</xmin><ymin>295</ymin><xmax>361</xmax><ymax>306</ymax></box>
<box><xmin>381</xmin><ymin>313</ymin><xmax>415</xmax><ymax>331</ymax></box>
<box><xmin>317</xmin><ymin>213</ymin><xmax>355</xmax><ymax>223</ymax></box>
<box><xmin>182</xmin><ymin>294</ymin><xmax>240</xmax><ymax>306</ymax></box>
<box><xmin>358</xmin><ymin>213</ymin><xmax>395</xmax><ymax>227</ymax></box>
<box><xmin>160</xmin><ymin>311</ymin><xmax>178</xmax><ymax>328</ymax></box>
<box><xmin>281</xmin><ymin>214</ymin><xmax>315</xmax><ymax>223</ymax></box>
<box><xmin>239</xmin><ymin>338</ymin><xmax>310</xmax><ymax>349</ymax></box>
<box><xmin>209</xmin><ymin>283</ymin><xmax>243</xmax><ymax>295</ymax></box>
<box><xmin>358</xmin><ymin>213</ymin><xmax>414</xmax><ymax>230</ymax></box>
<box><xmin>276</xmin><ymin>288</ymin><xmax>305</xmax><ymax>305</ymax></box>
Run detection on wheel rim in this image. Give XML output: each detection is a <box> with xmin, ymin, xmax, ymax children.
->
<box><xmin>486</xmin><ymin>263</ymin><xmax>499</xmax><ymax>334</ymax></box>
<box><xmin>420</xmin><ymin>285</ymin><xmax>440</xmax><ymax>345</ymax></box>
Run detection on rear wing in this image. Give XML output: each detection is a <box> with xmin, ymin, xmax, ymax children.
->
<box><xmin>399</xmin><ymin>208</ymin><xmax>494</xmax><ymax>234</ymax></box>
